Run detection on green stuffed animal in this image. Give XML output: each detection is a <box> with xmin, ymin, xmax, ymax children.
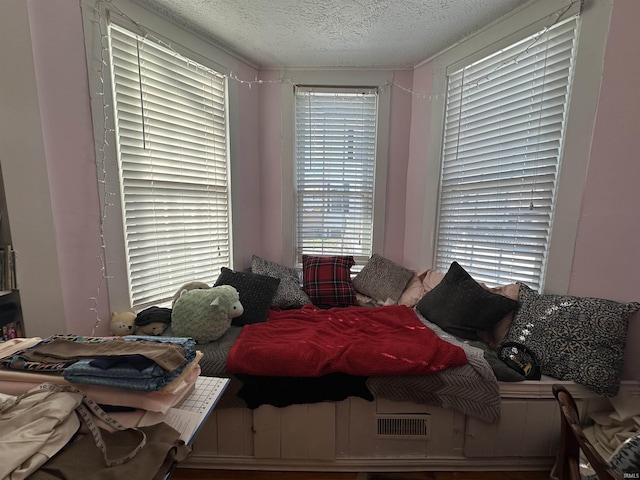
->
<box><xmin>171</xmin><ymin>285</ymin><xmax>244</xmax><ymax>344</ymax></box>
<box><xmin>170</xmin><ymin>281</ymin><xmax>210</xmax><ymax>307</ymax></box>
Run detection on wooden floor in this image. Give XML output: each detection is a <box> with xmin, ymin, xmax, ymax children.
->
<box><xmin>171</xmin><ymin>469</ymin><xmax>551</xmax><ymax>480</ymax></box>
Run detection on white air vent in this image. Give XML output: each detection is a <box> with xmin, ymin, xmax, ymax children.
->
<box><xmin>376</xmin><ymin>414</ymin><xmax>431</xmax><ymax>439</ymax></box>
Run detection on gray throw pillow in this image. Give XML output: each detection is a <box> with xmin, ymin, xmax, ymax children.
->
<box><xmin>251</xmin><ymin>255</ymin><xmax>312</xmax><ymax>309</ymax></box>
<box><xmin>352</xmin><ymin>254</ymin><xmax>414</xmax><ymax>303</ymax></box>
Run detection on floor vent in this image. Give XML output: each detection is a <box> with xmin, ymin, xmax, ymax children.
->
<box><xmin>376</xmin><ymin>414</ymin><xmax>431</xmax><ymax>439</ymax></box>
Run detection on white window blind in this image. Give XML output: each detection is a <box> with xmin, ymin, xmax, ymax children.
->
<box><xmin>108</xmin><ymin>23</ymin><xmax>230</xmax><ymax>309</ymax></box>
<box><xmin>436</xmin><ymin>16</ymin><xmax>579</xmax><ymax>290</ymax></box>
<box><xmin>294</xmin><ymin>87</ymin><xmax>378</xmax><ymax>265</ymax></box>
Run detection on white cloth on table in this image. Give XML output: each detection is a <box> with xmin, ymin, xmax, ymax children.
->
<box><xmin>0</xmin><ymin>387</ymin><xmax>83</xmax><ymax>480</ymax></box>
<box><xmin>580</xmin><ymin>393</ymin><xmax>640</xmax><ymax>478</ymax></box>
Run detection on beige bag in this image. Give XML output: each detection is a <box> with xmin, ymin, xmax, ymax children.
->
<box><xmin>0</xmin><ymin>384</ymin><xmax>83</xmax><ymax>479</ymax></box>
<box><xmin>0</xmin><ymin>383</ymin><xmax>146</xmax><ymax>480</ymax></box>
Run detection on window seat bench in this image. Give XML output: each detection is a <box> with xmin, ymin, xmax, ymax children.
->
<box><xmin>180</xmin><ymin>378</ymin><xmax>640</xmax><ymax>472</ymax></box>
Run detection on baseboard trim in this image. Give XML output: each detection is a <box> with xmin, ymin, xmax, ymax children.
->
<box><xmin>180</xmin><ymin>453</ymin><xmax>555</xmax><ymax>472</ymax></box>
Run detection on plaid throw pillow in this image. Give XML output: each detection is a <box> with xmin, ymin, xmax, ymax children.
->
<box><xmin>302</xmin><ymin>255</ymin><xmax>358</xmax><ymax>307</ymax></box>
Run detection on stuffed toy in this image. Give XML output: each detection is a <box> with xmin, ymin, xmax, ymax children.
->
<box><xmin>110</xmin><ymin>311</ymin><xmax>137</xmax><ymax>336</ymax></box>
<box><xmin>134</xmin><ymin>306</ymin><xmax>172</xmax><ymax>336</ymax></box>
<box><xmin>171</xmin><ymin>281</ymin><xmax>211</xmax><ymax>307</ymax></box>
<box><xmin>171</xmin><ymin>285</ymin><xmax>243</xmax><ymax>343</ymax></box>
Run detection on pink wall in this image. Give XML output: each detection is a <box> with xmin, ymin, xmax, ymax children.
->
<box><xmin>234</xmin><ymin>63</ymin><xmax>263</xmax><ymax>269</ymax></box>
<box><xmin>383</xmin><ymin>71</ymin><xmax>413</xmax><ymax>264</ymax></box>
<box><xmin>568</xmin><ymin>0</ymin><xmax>640</xmax><ymax>379</ymax></box>
<box><xmin>27</xmin><ymin>0</ymin><xmax>108</xmax><ymax>335</ymax></box>
<box><xmin>403</xmin><ymin>63</ymin><xmax>433</xmax><ymax>271</ymax></box>
<box><xmin>568</xmin><ymin>0</ymin><xmax>640</xmax><ymax>301</ymax></box>
<box><xmin>257</xmin><ymin>71</ymin><xmax>286</xmax><ymax>264</ymax></box>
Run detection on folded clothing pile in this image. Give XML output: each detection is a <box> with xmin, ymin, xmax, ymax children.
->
<box><xmin>1</xmin><ymin>334</ymin><xmax>197</xmax><ymax>393</ymax></box>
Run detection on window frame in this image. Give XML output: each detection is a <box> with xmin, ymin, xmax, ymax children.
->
<box><xmin>420</xmin><ymin>0</ymin><xmax>613</xmax><ymax>294</ymax></box>
<box><xmin>279</xmin><ymin>70</ymin><xmax>393</xmax><ymax>268</ymax></box>
<box><xmin>293</xmin><ymin>85</ymin><xmax>379</xmax><ymax>265</ymax></box>
<box><xmin>434</xmin><ymin>15</ymin><xmax>580</xmax><ymax>291</ymax></box>
<box><xmin>107</xmin><ymin>21</ymin><xmax>232</xmax><ymax>309</ymax></box>
<box><xmin>81</xmin><ymin>0</ymin><xmax>243</xmax><ymax>312</ymax></box>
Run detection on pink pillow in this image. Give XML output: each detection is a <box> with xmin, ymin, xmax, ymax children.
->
<box><xmin>398</xmin><ymin>274</ymin><xmax>424</xmax><ymax>306</ymax></box>
<box><xmin>398</xmin><ymin>268</ymin><xmax>445</xmax><ymax>306</ymax></box>
<box><xmin>422</xmin><ymin>269</ymin><xmax>446</xmax><ymax>292</ymax></box>
<box><xmin>477</xmin><ymin>283</ymin><xmax>520</xmax><ymax>348</ymax></box>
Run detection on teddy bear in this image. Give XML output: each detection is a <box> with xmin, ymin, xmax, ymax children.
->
<box><xmin>110</xmin><ymin>311</ymin><xmax>137</xmax><ymax>336</ymax></box>
<box><xmin>171</xmin><ymin>285</ymin><xmax>243</xmax><ymax>344</ymax></box>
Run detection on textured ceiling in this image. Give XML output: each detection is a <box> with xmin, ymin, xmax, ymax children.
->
<box><xmin>133</xmin><ymin>0</ymin><xmax>529</xmax><ymax>69</ymax></box>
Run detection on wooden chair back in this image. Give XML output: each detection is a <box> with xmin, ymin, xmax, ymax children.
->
<box><xmin>552</xmin><ymin>384</ymin><xmax>623</xmax><ymax>480</ymax></box>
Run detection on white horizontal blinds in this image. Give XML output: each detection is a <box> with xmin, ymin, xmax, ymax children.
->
<box><xmin>295</xmin><ymin>87</ymin><xmax>377</xmax><ymax>265</ymax></box>
<box><xmin>436</xmin><ymin>16</ymin><xmax>579</xmax><ymax>290</ymax></box>
<box><xmin>108</xmin><ymin>24</ymin><xmax>230</xmax><ymax>309</ymax></box>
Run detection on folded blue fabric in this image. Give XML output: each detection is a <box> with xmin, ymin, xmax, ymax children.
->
<box><xmin>62</xmin><ymin>336</ymin><xmax>196</xmax><ymax>392</ymax></box>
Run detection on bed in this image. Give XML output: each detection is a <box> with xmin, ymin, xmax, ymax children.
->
<box><xmin>170</xmin><ymin>306</ymin><xmax>502</xmax><ymax>424</ymax></box>
<box><xmin>166</xmin><ymin>254</ymin><xmax>640</xmax><ymax>472</ymax></box>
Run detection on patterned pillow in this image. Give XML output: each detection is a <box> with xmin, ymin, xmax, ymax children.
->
<box><xmin>505</xmin><ymin>283</ymin><xmax>640</xmax><ymax>396</ymax></box>
<box><xmin>214</xmin><ymin>267</ymin><xmax>280</xmax><ymax>325</ymax></box>
<box><xmin>302</xmin><ymin>255</ymin><xmax>358</xmax><ymax>307</ymax></box>
<box><xmin>250</xmin><ymin>255</ymin><xmax>312</xmax><ymax>309</ymax></box>
<box><xmin>352</xmin><ymin>254</ymin><xmax>414</xmax><ymax>303</ymax></box>
<box><xmin>610</xmin><ymin>434</ymin><xmax>640</xmax><ymax>478</ymax></box>
<box><xmin>415</xmin><ymin>261</ymin><xmax>519</xmax><ymax>340</ymax></box>
<box><xmin>584</xmin><ymin>433</ymin><xmax>640</xmax><ymax>480</ymax></box>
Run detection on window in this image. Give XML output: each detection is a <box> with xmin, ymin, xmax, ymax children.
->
<box><xmin>294</xmin><ymin>87</ymin><xmax>378</xmax><ymax>265</ymax></box>
<box><xmin>107</xmin><ymin>22</ymin><xmax>231</xmax><ymax>309</ymax></box>
<box><xmin>434</xmin><ymin>16</ymin><xmax>579</xmax><ymax>291</ymax></box>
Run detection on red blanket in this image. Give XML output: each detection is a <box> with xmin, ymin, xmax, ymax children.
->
<box><xmin>226</xmin><ymin>305</ymin><xmax>467</xmax><ymax>377</ymax></box>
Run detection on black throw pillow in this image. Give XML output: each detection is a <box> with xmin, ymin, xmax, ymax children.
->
<box><xmin>214</xmin><ymin>267</ymin><xmax>280</xmax><ymax>325</ymax></box>
<box><xmin>416</xmin><ymin>261</ymin><xmax>519</xmax><ymax>340</ymax></box>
